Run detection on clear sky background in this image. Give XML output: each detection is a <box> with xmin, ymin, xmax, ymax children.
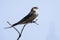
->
<box><xmin>0</xmin><ymin>0</ymin><xmax>60</xmax><ymax>40</ymax></box>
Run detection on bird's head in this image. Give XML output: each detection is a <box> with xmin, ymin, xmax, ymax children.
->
<box><xmin>31</xmin><ymin>7</ymin><xmax>38</xmax><ymax>12</ymax></box>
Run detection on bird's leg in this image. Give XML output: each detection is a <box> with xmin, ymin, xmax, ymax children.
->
<box><xmin>32</xmin><ymin>19</ymin><xmax>39</xmax><ymax>25</ymax></box>
<box><xmin>17</xmin><ymin>24</ymin><xmax>26</xmax><ymax>40</ymax></box>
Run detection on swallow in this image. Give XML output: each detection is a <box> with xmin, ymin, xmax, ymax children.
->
<box><xmin>6</xmin><ymin>7</ymin><xmax>39</xmax><ymax>28</ymax></box>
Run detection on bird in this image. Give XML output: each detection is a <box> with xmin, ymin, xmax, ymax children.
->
<box><xmin>6</xmin><ymin>7</ymin><xmax>39</xmax><ymax>28</ymax></box>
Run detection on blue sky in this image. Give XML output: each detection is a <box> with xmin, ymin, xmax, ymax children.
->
<box><xmin>0</xmin><ymin>0</ymin><xmax>60</xmax><ymax>40</ymax></box>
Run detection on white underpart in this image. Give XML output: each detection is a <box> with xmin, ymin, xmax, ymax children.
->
<box><xmin>33</xmin><ymin>9</ymin><xmax>37</xmax><ymax>12</ymax></box>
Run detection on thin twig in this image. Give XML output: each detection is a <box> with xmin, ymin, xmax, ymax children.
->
<box><xmin>6</xmin><ymin>21</ymin><xmax>21</xmax><ymax>40</ymax></box>
<box><xmin>17</xmin><ymin>24</ymin><xmax>26</xmax><ymax>40</ymax></box>
<box><xmin>7</xmin><ymin>21</ymin><xmax>21</xmax><ymax>34</ymax></box>
<box><xmin>34</xmin><ymin>22</ymin><xmax>39</xmax><ymax>25</ymax></box>
<box><xmin>21</xmin><ymin>24</ymin><xmax>26</xmax><ymax>34</ymax></box>
<box><xmin>6</xmin><ymin>20</ymin><xmax>38</xmax><ymax>40</ymax></box>
<box><xmin>6</xmin><ymin>21</ymin><xmax>27</xmax><ymax>40</ymax></box>
<box><xmin>17</xmin><ymin>34</ymin><xmax>21</xmax><ymax>40</ymax></box>
<box><xmin>32</xmin><ymin>19</ymin><xmax>39</xmax><ymax>25</ymax></box>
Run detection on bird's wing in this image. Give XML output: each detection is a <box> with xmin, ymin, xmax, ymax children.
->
<box><xmin>19</xmin><ymin>12</ymin><xmax>34</xmax><ymax>23</ymax></box>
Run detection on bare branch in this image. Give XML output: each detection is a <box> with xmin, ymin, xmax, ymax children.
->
<box><xmin>21</xmin><ymin>24</ymin><xmax>26</xmax><ymax>34</ymax></box>
<box><xmin>17</xmin><ymin>34</ymin><xmax>21</xmax><ymax>40</ymax></box>
<box><xmin>17</xmin><ymin>24</ymin><xmax>26</xmax><ymax>40</ymax></box>
<box><xmin>5</xmin><ymin>21</ymin><xmax>21</xmax><ymax>40</ymax></box>
<box><xmin>6</xmin><ymin>21</ymin><xmax>21</xmax><ymax>34</ymax></box>
<box><xmin>32</xmin><ymin>19</ymin><xmax>39</xmax><ymax>25</ymax></box>
<box><xmin>6</xmin><ymin>21</ymin><xmax>27</xmax><ymax>40</ymax></box>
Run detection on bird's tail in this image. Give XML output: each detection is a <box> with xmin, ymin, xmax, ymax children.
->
<box><xmin>5</xmin><ymin>21</ymin><xmax>18</xmax><ymax>29</ymax></box>
<box><xmin>5</xmin><ymin>21</ymin><xmax>20</xmax><ymax>29</ymax></box>
<box><xmin>5</xmin><ymin>26</ymin><xmax>12</xmax><ymax>29</ymax></box>
<box><xmin>4</xmin><ymin>21</ymin><xmax>14</xmax><ymax>29</ymax></box>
